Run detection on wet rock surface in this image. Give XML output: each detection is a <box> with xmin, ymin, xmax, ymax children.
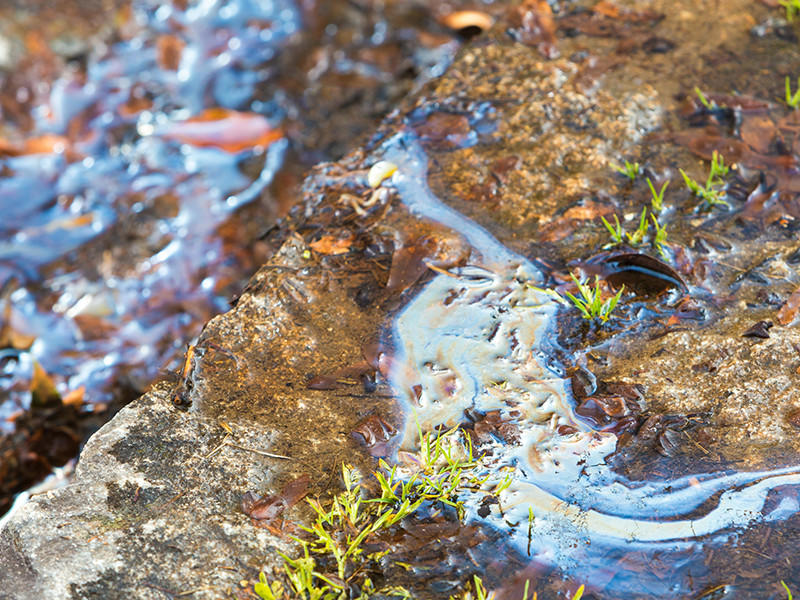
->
<box><xmin>4</xmin><ymin>0</ymin><xmax>800</xmax><ymax>598</ymax></box>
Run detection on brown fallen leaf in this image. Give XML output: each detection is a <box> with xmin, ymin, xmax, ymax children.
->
<box><xmin>742</xmin><ymin>320</ymin><xmax>773</xmax><ymax>339</ymax></box>
<box><xmin>61</xmin><ymin>386</ymin><xmax>86</xmax><ymax>407</ymax></box>
<box><xmin>414</xmin><ymin>112</ymin><xmax>473</xmax><ymax>151</ymax></box>
<box><xmin>592</xmin><ymin>0</ymin><xmax>662</xmax><ymax>23</ymax></box>
<box><xmin>0</xmin><ymin>134</ymin><xmax>71</xmax><ymax>158</ymax></box>
<box><xmin>386</xmin><ymin>236</ymin><xmax>441</xmax><ymax>295</ymax></box>
<box><xmin>0</xmin><ymin>306</ymin><xmax>36</xmax><ymax>350</ymax></box>
<box><xmin>156</xmin><ymin>34</ymin><xmax>185</xmax><ymax>71</ymax></box>
<box><xmin>778</xmin><ymin>288</ymin><xmax>800</xmax><ymax>325</ymax></box>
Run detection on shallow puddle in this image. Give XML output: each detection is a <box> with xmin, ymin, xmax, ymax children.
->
<box><xmin>378</xmin><ymin>132</ymin><xmax>800</xmax><ymax>598</ymax></box>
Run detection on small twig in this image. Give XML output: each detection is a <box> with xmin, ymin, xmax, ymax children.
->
<box><xmin>151</xmin><ymin>491</ymin><xmax>186</xmax><ymax>511</ymax></box>
<box><xmin>176</xmin><ymin>586</ymin><xmax>221</xmax><ymax>596</ymax></box>
<box><xmin>424</xmin><ymin>262</ymin><xmax>460</xmax><ymax>278</ymax></box>
<box><xmin>224</xmin><ymin>442</ymin><xmax>292</xmax><ymax>460</ymax></box>
<box><xmin>682</xmin><ymin>430</ymin><xmax>709</xmax><ymax>455</ymax></box>
<box><xmin>201</xmin><ymin>433</ymin><xmax>232</xmax><ymax>461</ymax></box>
<box><xmin>740</xmin><ymin>546</ymin><xmax>772</xmax><ymax>560</ymax></box>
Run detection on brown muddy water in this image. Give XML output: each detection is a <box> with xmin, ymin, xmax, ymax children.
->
<box><xmin>4</xmin><ymin>0</ymin><xmax>800</xmax><ymax>599</ymax></box>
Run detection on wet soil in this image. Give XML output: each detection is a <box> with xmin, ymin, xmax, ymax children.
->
<box><xmin>0</xmin><ymin>0</ymin><xmax>484</xmax><ymax>515</ymax></box>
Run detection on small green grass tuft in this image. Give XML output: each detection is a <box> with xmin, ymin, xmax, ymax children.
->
<box><xmin>600</xmin><ymin>208</ymin><xmax>649</xmax><ymax>248</ymax></box>
<box><xmin>254</xmin><ymin>428</ymin><xmax>503</xmax><ymax>599</ymax></box>
<box><xmin>679</xmin><ymin>150</ymin><xmax>730</xmax><ymax>208</ymax></box>
<box><xmin>600</xmin><ymin>214</ymin><xmax>624</xmax><ymax>245</ymax></box>
<box><xmin>650</xmin><ymin>214</ymin><xmax>668</xmax><ymax>257</ymax></box>
<box><xmin>610</xmin><ymin>159</ymin><xmax>639</xmax><ymax>181</ymax></box>
<box><xmin>646</xmin><ymin>178</ymin><xmax>669</xmax><ymax>213</ymax></box>
<box><xmin>542</xmin><ymin>275</ymin><xmax>624</xmax><ymax>324</ymax></box>
<box><xmin>626</xmin><ymin>207</ymin><xmax>649</xmax><ymax>246</ymax></box>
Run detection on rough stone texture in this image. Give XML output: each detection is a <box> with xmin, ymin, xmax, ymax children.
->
<box><xmin>4</xmin><ymin>0</ymin><xmax>800</xmax><ymax>598</ymax></box>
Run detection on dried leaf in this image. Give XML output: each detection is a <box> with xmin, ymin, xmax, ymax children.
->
<box><xmin>242</xmin><ymin>474</ymin><xmax>310</xmax><ymax>524</ymax></box>
<box><xmin>386</xmin><ymin>236</ymin><xmax>440</xmax><ymax>295</ymax></box>
<box><xmin>0</xmin><ymin>309</ymin><xmax>36</xmax><ymax>350</ymax></box>
<box><xmin>61</xmin><ymin>386</ymin><xmax>86</xmax><ymax>407</ymax></box>
<box><xmin>592</xmin><ymin>0</ymin><xmax>663</xmax><ymax>22</ymax></box>
<box><xmin>687</xmin><ymin>135</ymin><xmax>749</xmax><ymax>163</ymax></box>
<box><xmin>414</xmin><ymin>112</ymin><xmax>473</xmax><ymax>150</ymax></box>
<box><xmin>740</xmin><ymin>115</ymin><xmax>779</xmax><ymax>154</ymax></box>
<box><xmin>156</xmin><ymin>34</ymin><xmax>185</xmax><ymax>71</ymax></box>
<box><xmin>598</xmin><ymin>252</ymin><xmax>687</xmax><ymax>295</ymax></box>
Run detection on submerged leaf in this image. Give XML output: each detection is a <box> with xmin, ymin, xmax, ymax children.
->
<box><xmin>352</xmin><ymin>415</ymin><xmax>398</xmax><ymax>457</ymax></box>
<box><xmin>161</xmin><ymin>108</ymin><xmax>282</xmax><ymax>153</ymax></box>
<box><xmin>599</xmin><ymin>252</ymin><xmax>687</xmax><ymax>296</ymax></box>
<box><xmin>31</xmin><ymin>362</ymin><xmax>61</xmax><ymax>409</ymax></box>
<box><xmin>242</xmin><ymin>474</ymin><xmax>311</xmax><ymax>525</ymax></box>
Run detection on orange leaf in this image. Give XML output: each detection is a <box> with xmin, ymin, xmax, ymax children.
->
<box><xmin>778</xmin><ymin>289</ymin><xmax>800</xmax><ymax>325</ymax></box>
<box><xmin>309</xmin><ymin>235</ymin><xmax>354</xmax><ymax>255</ymax></box>
<box><xmin>161</xmin><ymin>108</ymin><xmax>283</xmax><ymax>153</ymax></box>
<box><xmin>62</xmin><ymin>385</ymin><xmax>86</xmax><ymax>407</ymax></box>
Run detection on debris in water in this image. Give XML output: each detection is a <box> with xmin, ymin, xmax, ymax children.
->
<box><xmin>742</xmin><ymin>320</ymin><xmax>773</xmax><ymax>339</ymax></box>
<box><xmin>160</xmin><ymin>108</ymin><xmax>283</xmax><ymax>153</ymax></box>
<box><xmin>352</xmin><ymin>415</ymin><xmax>398</xmax><ymax>458</ymax></box>
<box><xmin>367</xmin><ymin>160</ymin><xmax>398</xmax><ymax>188</ymax></box>
<box><xmin>242</xmin><ymin>473</ymin><xmax>310</xmax><ymax>526</ymax></box>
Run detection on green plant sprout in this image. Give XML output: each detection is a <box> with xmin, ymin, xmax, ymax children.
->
<box><xmin>679</xmin><ymin>150</ymin><xmax>730</xmax><ymax>208</ymax></box>
<box><xmin>255</xmin><ymin>428</ymin><xmax>503</xmax><ymax>600</ymax></box>
<box><xmin>542</xmin><ymin>275</ymin><xmax>624</xmax><ymax>323</ymax></box>
<box><xmin>601</xmin><ymin>214</ymin><xmax>624</xmax><ymax>245</ymax></box>
<box><xmin>627</xmin><ymin>207</ymin><xmax>649</xmax><ymax>245</ymax></box>
<box><xmin>646</xmin><ymin>178</ymin><xmax>669</xmax><ymax>212</ymax></box>
<box><xmin>786</xmin><ymin>76</ymin><xmax>800</xmax><ymax>109</ymax></box>
<box><xmin>694</xmin><ymin>86</ymin><xmax>718</xmax><ymax>110</ymax></box>
<box><xmin>650</xmin><ymin>214</ymin><xmax>668</xmax><ymax>257</ymax></box>
<box><xmin>780</xmin><ymin>0</ymin><xmax>800</xmax><ymax>22</ymax></box>
<box><xmin>601</xmin><ymin>208</ymin><xmax>649</xmax><ymax>248</ymax></box>
<box><xmin>610</xmin><ymin>159</ymin><xmax>639</xmax><ymax>181</ymax></box>
<box><xmin>784</xmin><ymin>581</ymin><xmax>794</xmax><ymax>600</ymax></box>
